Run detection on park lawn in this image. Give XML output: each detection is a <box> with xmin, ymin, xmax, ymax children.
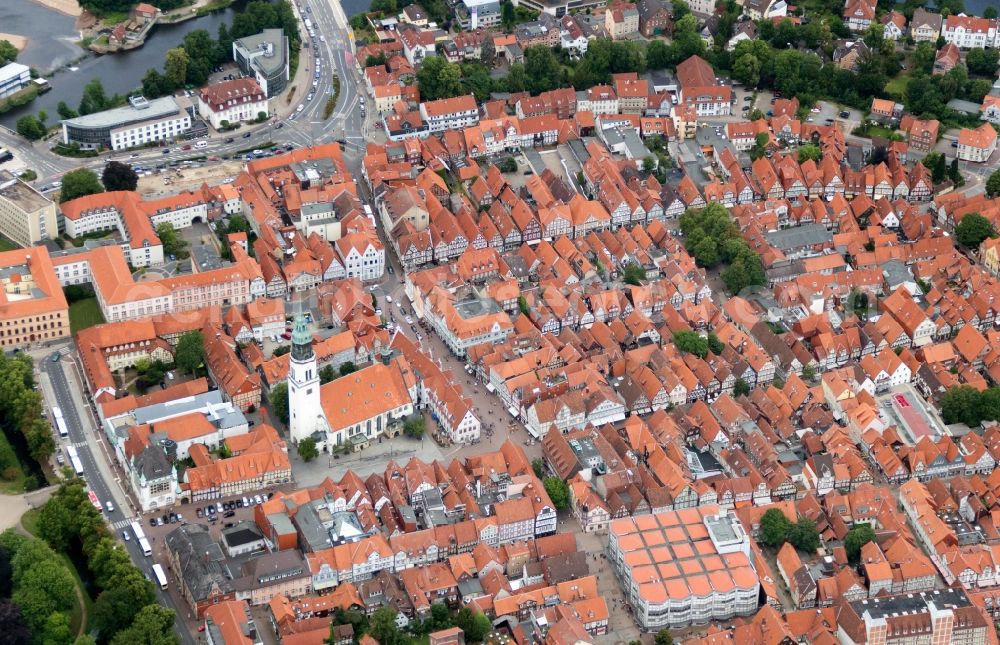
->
<box><xmin>863</xmin><ymin>124</ymin><xmax>899</xmax><ymax>139</ymax></box>
<box><xmin>20</xmin><ymin>509</ymin><xmax>93</xmax><ymax>636</ymax></box>
<box><xmin>885</xmin><ymin>73</ymin><xmax>911</xmax><ymax>96</ymax></box>
<box><xmin>69</xmin><ymin>298</ymin><xmax>105</xmax><ymax>334</ymax></box>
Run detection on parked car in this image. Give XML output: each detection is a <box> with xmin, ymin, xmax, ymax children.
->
<box><xmin>224</xmin><ymin>510</ymin><xmax>235</xmax><ymax>518</ymax></box>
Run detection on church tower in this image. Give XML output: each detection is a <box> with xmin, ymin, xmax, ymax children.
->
<box><xmin>287</xmin><ymin>314</ymin><xmax>321</xmax><ymax>443</ymax></box>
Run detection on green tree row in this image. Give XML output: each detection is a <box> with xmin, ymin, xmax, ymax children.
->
<box><xmin>32</xmin><ymin>480</ymin><xmax>178</xmax><ymax>644</ymax></box>
<box><xmin>0</xmin><ymin>354</ymin><xmax>55</xmax><ymax>466</ymax></box>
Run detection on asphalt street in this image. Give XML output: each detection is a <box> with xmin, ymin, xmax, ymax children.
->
<box><xmin>42</xmin><ymin>352</ymin><xmax>198</xmax><ymax>645</ymax></box>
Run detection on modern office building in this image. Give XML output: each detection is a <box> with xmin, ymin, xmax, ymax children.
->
<box><xmin>0</xmin><ymin>245</ymin><xmax>70</xmax><ymax>349</ymax></box>
<box><xmin>0</xmin><ymin>171</ymin><xmax>58</xmax><ymax>248</ymax></box>
<box><xmin>61</xmin><ymin>95</ymin><xmax>192</xmax><ymax>151</ymax></box>
<box><xmin>232</xmin><ymin>29</ymin><xmax>289</xmax><ymax>98</ymax></box>
<box><xmin>0</xmin><ymin>63</ymin><xmax>31</xmax><ymax>100</ymax></box>
<box><xmin>608</xmin><ymin>507</ymin><xmax>760</xmax><ymax>630</ymax></box>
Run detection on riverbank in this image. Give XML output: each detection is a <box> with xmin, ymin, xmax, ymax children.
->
<box><xmin>30</xmin><ymin>0</ymin><xmax>82</xmax><ymax>17</ymax></box>
<box><xmin>0</xmin><ymin>33</ymin><xmax>29</xmax><ymax>51</ymax></box>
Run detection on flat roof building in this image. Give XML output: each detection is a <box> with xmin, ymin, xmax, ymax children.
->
<box><xmin>0</xmin><ymin>171</ymin><xmax>58</xmax><ymax>248</ymax></box>
<box><xmin>0</xmin><ymin>63</ymin><xmax>31</xmax><ymax>100</ymax></box>
<box><xmin>608</xmin><ymin>506</ymin><xmax>760</xmax><ymax>630</ymax></box>
<box><xmin>233</xmin><ymin>29</ymin><xmax>289</xmax><ymax>98</ymax></box>
<box><xmin>61</xmin><ymin>95</ymin><xmax>192</xmax><ymax>151</ymax></box>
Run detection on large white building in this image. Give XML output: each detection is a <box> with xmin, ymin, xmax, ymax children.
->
<box><xmin>942</xmin><ymin>14</ymin><xmax>1000</xmax><ymax>49</ymax></box>
<box><xmin>287</xmin><ymin>316</ymin><xmax>414</xmax><ymax>448</ymax></box>
<box><xmin>0</xmin><ymin>63</ymin><xmax>31</xmax><ymax>100</ymax></box>
<box><xmin>419</xmin><ymin>95</ymin><xmax>480</xmax><ymax>133</ymax></box>
<box><xmin>197</xmin><ymin>78</ymin><xmax>269</xmax><ymax>130</ymax></box>
<box><xmin>232</xmin><ymin>29</ymin><xmax>289</xmax><ymax>98</ymax></box>
<box><xmin>608</xmin><ymin>507</ymin><xmax>760</xmax><ymax>630</ymax></box>
<box><xmin>0</xmin><ymin>171</ymin><xmax>57</xmax><ymax>248</ymax></box>
<box><xmin>61</xmin><ymin>95</ymin><xmax>192</xmax><ymax>151</ymax></box>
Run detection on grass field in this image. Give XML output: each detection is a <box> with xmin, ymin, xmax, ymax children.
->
<box><xmin>20</xmin><ymin>508</ymin><xmax>93</xmax><ymax>636</ymax></box>
<box><xmin>885</xmin><ymin>74</ymin><xmax>911</xmax><ymax>96</ymax></box>
<box><xmin>69</xmin><ymin>298</ymin><xmax>105</xmax><ymax>334</ymax></box>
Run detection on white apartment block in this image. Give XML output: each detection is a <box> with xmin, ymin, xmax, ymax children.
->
<box><xmin>0</xmin><ymin>172</ymin><xmax>57</xmax><ymax>248</ymax></box>
<box><xmin>942</xmin><ymin>14</ymin><xmax>1000</xmax><ymax>49</ymax></box>
<box><xmin>419</xmin><ymin>95</ymin><xmax>480</xmax><ymax>133</ymax></box>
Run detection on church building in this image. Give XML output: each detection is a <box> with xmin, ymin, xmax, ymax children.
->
<box><xmin>287</xmin><ymin>316</ymin><xmax>415</xmax><ymax>449</ymax></box>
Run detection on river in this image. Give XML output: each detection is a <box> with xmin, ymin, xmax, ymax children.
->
<box><xmin>0</xmin><ymin>0</ymin><xmax>246</xmax><ymax>127</ymax></box>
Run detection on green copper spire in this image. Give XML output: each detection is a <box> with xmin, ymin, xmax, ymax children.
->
<box><xmin>290</xmin><ymin>314</ymin><xmax>313</xmax><ymax>362</ymax></box>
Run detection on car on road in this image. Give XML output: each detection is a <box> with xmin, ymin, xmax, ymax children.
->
<box><xmin>297</xmin><ymin>104</ymin><xmax>305</xmax><ymax>112</ymax></box>
<box><xmin>307</xmin><ymin>92</ymin><xmax>314</xmax><ymax>101</ymax></box>
<box><xmin>50</xmin><ymin>353</ymin><xmax>60</xmax><ymax>363</ymax></box>
<box><xmin>243</xmin><ymin>132</ymin><xmax>252</xmax><ymax>138</ymax></box>
<box><xmin>161</xmin><ymin>149</ymin><xmax>170</xmax><ymax>154</ymax></box>
<box><xmin>405</xmin><ymin>315</ymin><xmax>414</xmax><ymax>325</ymax></box>
<box><xmin>105</xmin><ymin>501</ymin><xmax>114</xmax><ymax>513</ymax></box>
<box><xmin>225</xmin><ymin>137</ymin><xmax>234</xmax><ymax>143</ymax></box>
<box><xmin>839</xmin><ymin>111</ymin><xmax>850</xmax><ymax>118</ymax></box>
<box><xmin>387</xmin><ymin>265</ymin><xmax>394</xmax><ymax>274</ymax></box>
<box><xmin>386</xmin><ymin>295</ymin><xmax>392</xmax><ymax>303</ymax></box>
<box><xmin>122</xmin><ymin>531</ymin><xmax>130</xmax><ymax>541</ymax></box>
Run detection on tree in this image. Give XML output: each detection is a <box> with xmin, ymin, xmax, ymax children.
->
<box><xmin>41</xmin><ymin>611</ymin><xmax>73</xmax><ymax>645</ymax></box>
<box><xmin>297</xmin><ymin>438</ymin><xmax>318</xmax><ymax>462</ymax></box>
<box><xmin>102</xmin><ymin>161</ymin><xmax>138</xmax><ymax>192</ymax></box>
<box><xmin>788</xmin><ymin>518</ymin><xmax>820</xmax><ymax>553</ymax></box>
<box><xmin>955</xmin><ymin>213</ymin><xmax>994</xmax><ymax>248</ymax></box>
<box><xmin>455</xmin><ymin>607</ymin><xmax>491</xmax><ymax>642</ymax></box>
<box><xmin>673</xmin><ymin>330</ymin><xmax>708</xmax><ymax>359</ymax></box>
<box><xmin>966</xmin><ymin>47</ymin><xmax>1000</xmax><ymax>76</ymax></box>
<box><xmin>78</xmin><ymin>78</ymin><xmax>109</xmax><ymax>116</ymax></box>
<box><xmin>524</xmin><ymin>45</ymin><xmax>563</xmax><ymax>94</ymax></box>
<box><xmin>654</xmin><ymin>630</ymin><xmax>674</xmax><ymax>645</ymax></box>
<box><xmin>56</xmin><ymin>101</ymin><xmax>78</xmax><ymax>120</ymax></box>
<box><xmin>949</xmin><ymin>157</ymin><xmax>964</xmax><ymax>186</ymax></box>
<box><xmin>0</xmin><ymin>599</ymin><xmax>32</xmax><ymax>645</ymax></box>
<box><xmin>164</xmin><ymin>47</ymin><xmax>189</xmax><ymax>89</ymax></box>
<box><xmin>499</xmin><ymin>157</ymin><xmax>517</xmax><ymax>173</ymax></box>
<box><xmin>174</xmin><ymin>331</ymin><xmax>204</xmax><ymax>375</ymax></box>
<box><xmin>108</xmin><ymin>604</ymin><xmax>178</xmax><ymax>645</ymax></box>
<box><xmin>155</xmin><ymin>222</ymin><xmax>189</xmax><ymax>259</ymax></box>
<box><xmin>707</xmin><ymin>332</ymin><xmax>724</xmax><ymax>355</ymax></box>
<box><xmin>338</xmin><ymin>362</ymin><xmax>357</xmax><ymax>377</ymax></box>
<box><xmin>733</xmin><ymin>378</ymin><xmax>750</xmax><ymax>397</ymax></box>
<box><xmin>15</xmin><ymin>115</ymin><xmax>45</xmax><ymax>141</ymax></box>
<box><xmin>802</xmin><ymin>364</ymin><xmax>816</xmax><ymax>381</ymax></box>
<box><xmin>759</xmin><ymin>508</ymin><xmax>791</xmax><ymax>547</ymax></box>
<box><xmin>543</xmin><ymin>477</ymin><xmax>569</xmax><ymax>510</ymax></box>
<box><xmin>269</xmin><ymin>382</ymin><xmax>289</xmax><ymax>426</ymax></box>
<box><xmin>501</xmin><ymin>0</ymin><xmax>516</xmax><ymax>30</ymax></box>
<box><xmin>647</xmin><ymin>39</ymin><xmax>670</xmax><ymax>70</ymax></box>
<box><xmin>0</xmin><ymin>41</ymin><xmax>17</xmax><ymax>67</ymax></box>
<box><xmin>732</xmin><ymin>53</ymin><xmax>762</xmax><ymax>87</ymax></box>
<box><xmin>141</xmin><ymin>68</ymin><xmax>170</xmax><ymax>99</ymax></box>
<box><xmin>369</xmin><ymin>607</ymin><xmax>404</xmax><ymax>645</ymax></box>
<box><xmin>623</xmin><ymin>262</ymin><xmax>645</xmax><ymax>285</ymax></box>
<box><xmin>989</xmin><ymin>170</ymin><xmax>1000</xmax><ymax>198</ymax></box>
<box><xmin>798</xmin><ymin>143</ymin><xmax>821</xmax><ymax>162</ymax></box>
<box><xmin>941</xmin><ymin>385</ymin><xmax>984</xmax><ymax>426</ymax></box>
<box><xmin>58</xmin><ymin>168</ymin><xmax>103</xmax><ymax>204</ymax></box>
<box><xmin>319</xmin><ymin>365</ymin><xmax>336</xmax><ymax>384</ymax></box>
<box><xmin>403</xmin><ymin>416</ymin><xmax>425</xmax><ymax>439</ymax></box>
<box><xmin>532</xmin><ymin>458</ymin><xmax>545</xmax><ymax>478</ymax></box>
<box><xmin>518</xmin><ymin>296</ymin><xmax>529</xmax><ymax>316</ymax></box>
<box><xmin>416</xmin><ymin>57</ymin><xmax>464</xmax><ymax>101</ymax></box>
<box><xmin>671</xmin><ymin>0</ymin><xmax>690</xmax><ymax>20</ymax></box>
<box><xmin>987</xmin><ymin>6</ymin><xmax>998</xmax><ymax>19</ymax></box>
<box><xmin>844</xmin><ymin>524</ymin><xmax>876</xmax><ymax>562</ymax></box>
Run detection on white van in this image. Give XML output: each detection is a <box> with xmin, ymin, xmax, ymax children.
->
<box><xmin>195</xmin><ymin>140</ymin><xmax>208</xmax><ymax>149</ymax></box>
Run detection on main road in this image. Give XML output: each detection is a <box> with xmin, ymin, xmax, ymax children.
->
<box><xmin>40</xmin><ymin>349</ymin><xmax>198</xmax><ymax>645</ymax></box>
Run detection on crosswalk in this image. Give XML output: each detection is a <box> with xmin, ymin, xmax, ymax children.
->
<box><xmin>110</xmin><ymin>518</ymin><xmax>132</xmax><ymax>531</ymax></box>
